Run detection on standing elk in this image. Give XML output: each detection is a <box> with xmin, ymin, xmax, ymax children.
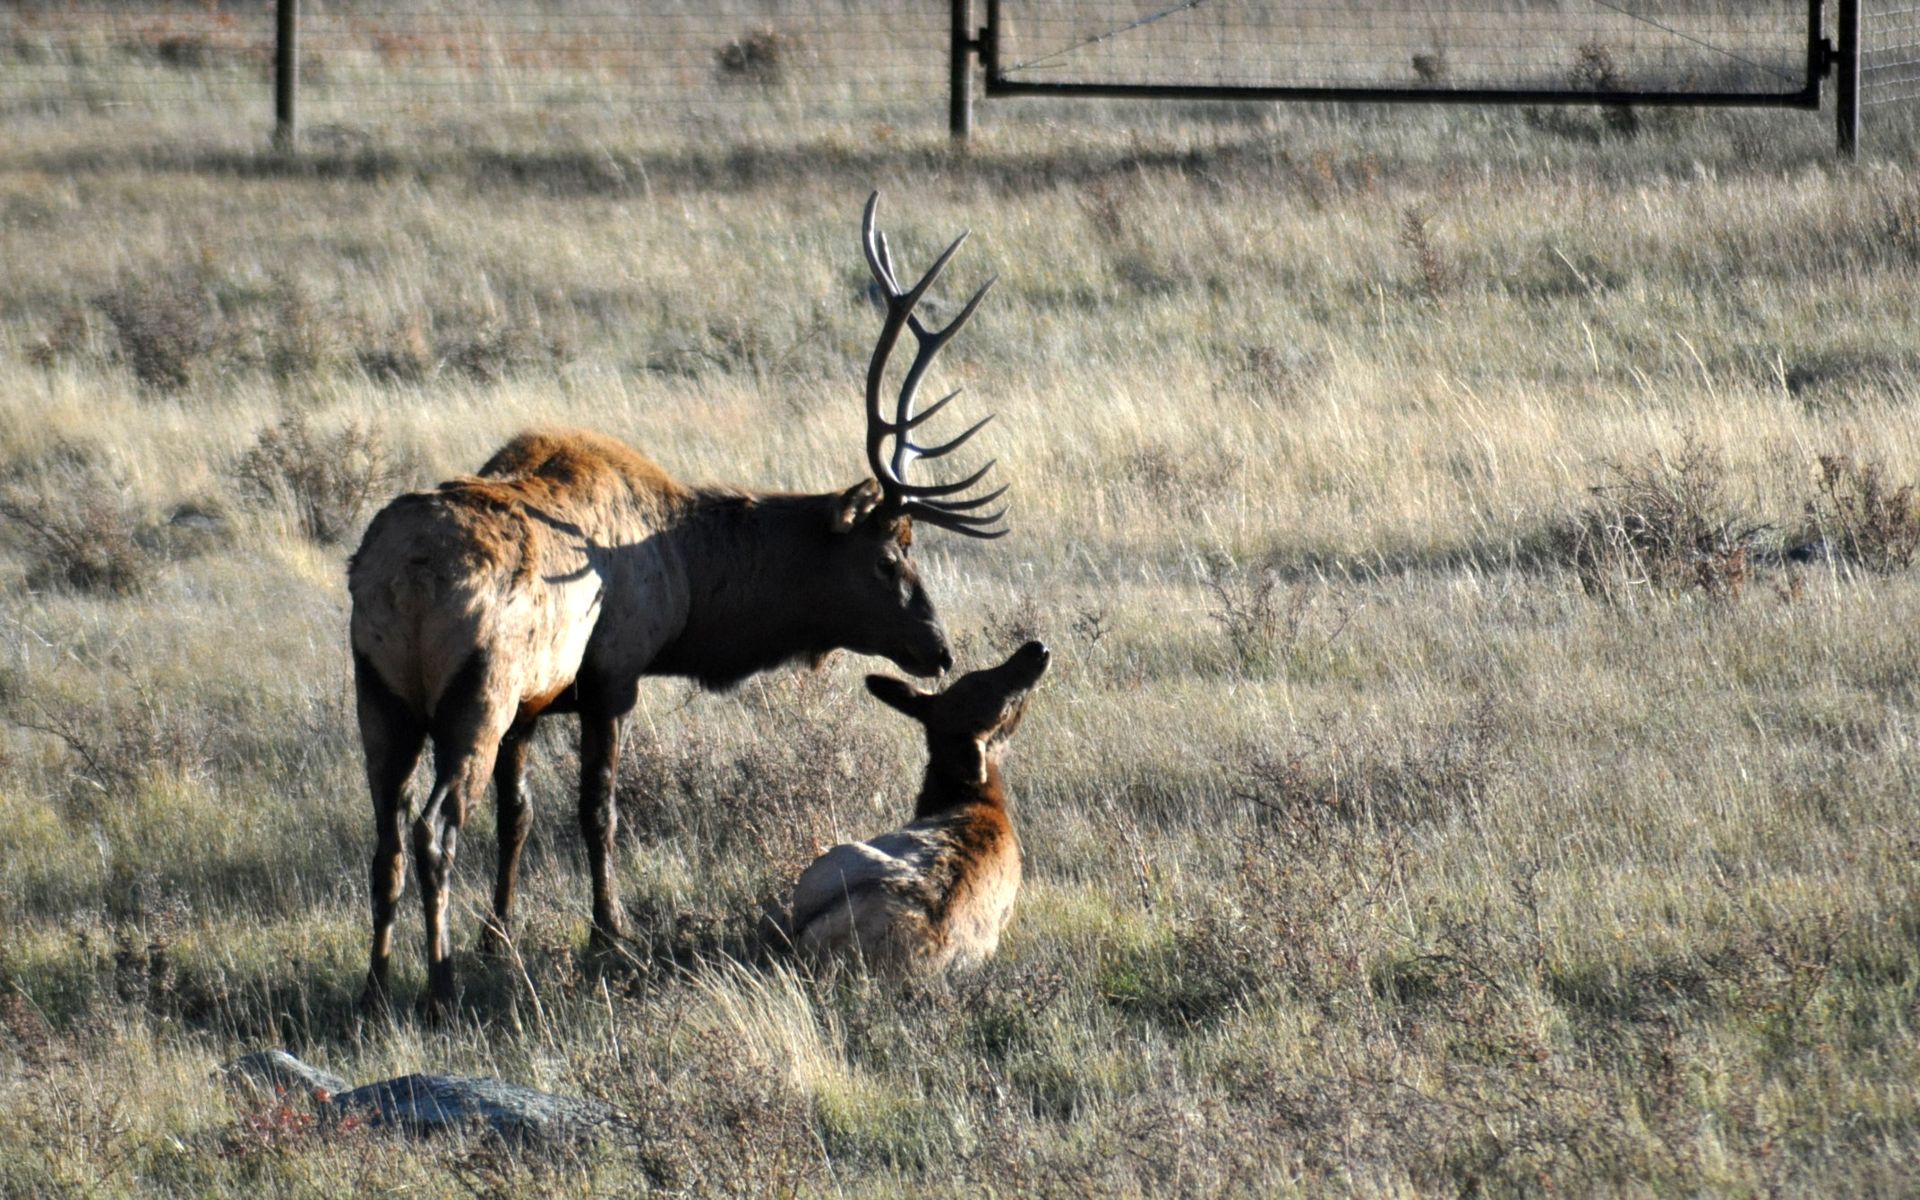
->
<box><xmin>779</xmin><ymin>640</ymin><xmax>1050</xmax><ymax>974</ymax></box>
<box><xmin>348</xmin><ymin>194</ymin><xmax>1006</xmax><ymax>1016</ymax></box>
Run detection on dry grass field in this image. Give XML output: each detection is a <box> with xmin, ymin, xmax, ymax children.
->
<box><xmin>2</xmin><ymin>19</ymin><xmax>1920</xmax><ymax>1196</ymax></box>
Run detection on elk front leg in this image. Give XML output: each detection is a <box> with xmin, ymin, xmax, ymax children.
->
<box><xmin>481</xmin><ymin>727</ymin><xmax>533</xmax><ymax>958</ymax></box>
<box><xmin>578</xmin><ymin>713</ymin><xmax>625</xmax><ymax>951</ymax></box>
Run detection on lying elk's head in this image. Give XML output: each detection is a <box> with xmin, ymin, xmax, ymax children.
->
<box><xmin>867</xmin><ymin>640</ymin><xmax>1051</xmax><ymax>785</ymax></box>
<box><xmin>818</xmin><ymin>192</ymin><xmax>1008</xmax><ymax>679</ymax></box>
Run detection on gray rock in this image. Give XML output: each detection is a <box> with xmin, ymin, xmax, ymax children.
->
<box><xmin>220</xmin><ymin>1051</ymin><xmax>628</xmax><ymax>1149</ymax></box>
<box><xmin>333</xmin><ymin>1071</ymin><xmax>627</xmax><ymax>1146</ymax></box>
<box><xmin>221</xmin><ymin>1050</ymin><xmax>351</xmax><ymax>1103</ymax></box>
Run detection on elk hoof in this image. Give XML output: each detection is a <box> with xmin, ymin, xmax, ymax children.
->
<box><xmin>416</xmin><ymin>990</ymin><xmax>459</xmax><ymax>1027</ymax></box>
<box><xmin>585</xmin><ymin>923</ymin><xmax>628</xmax><ymax>965</ymax></box>
<box><xmin>477</xmin><ymin>923</ymin><xmax>512</xmax><ymax>961</ymax></box>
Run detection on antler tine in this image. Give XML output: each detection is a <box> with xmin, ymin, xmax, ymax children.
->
<box><xmin>893</xmin><ymin>458</ymin><xmax>997</xmax><ymax>500</ymax></box>
<box><xmin>859</xmin><ymin>191</ymin><xmax>1008</xmax><ymax>535</ymax></box>
<box><xmin>913</xmin><ymin>484</ymin><xmax>1008</xmax><ymax>513</ymax></box>
<box><xmin>861</xmin><ymin>192</ymin><xmax>900</xmax><ymax>294</ymax></box>
<box><xmin>909</xmin><ymin>412</ymin><xmax>994</xmax><ymax>462</ymax></box>
<box><xmin>910</xmin><ymin>507</ymin><xmax>1010</xmax><ymax>539</ymax></box>
<box><xmin>864</xmin><ymin>192</ymin><xmax>973</xmax><ymax>488</ymax></box>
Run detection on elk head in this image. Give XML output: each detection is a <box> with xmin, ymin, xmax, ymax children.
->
<box><xmin>817</xmin><ymin>191</ymin><xmax>1006</xmax><ymax>678</ymax></box>
<box><xmin>867</xmin><ymin>640</ymin><xmax>1051</xmax><ymax>795</ymax></box>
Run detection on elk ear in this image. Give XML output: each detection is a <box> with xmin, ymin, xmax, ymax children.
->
<box><xmin>831</xmin><ymin>479</ymin><xmax>885</xmax><ymax>534</ymax></box>
<box><xmin>865</xmin><ymin>675</ymin><xmax>928</xmax><ymax>718</ymax></box>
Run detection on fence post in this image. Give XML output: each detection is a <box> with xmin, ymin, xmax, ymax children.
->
<box><xmin>274</xmin><ymin>0</ymin><xmax>300</xmax><ymax>152</ymax></box>
<box><xmin>1835</xmin><ymin>0</ymin><xmax>1860</xmax><ymax>157</ymax></box>
<box><xmin>950</xmin><ymin>0</ymin><xmax>973</xmax><ymax>141</ymax></box>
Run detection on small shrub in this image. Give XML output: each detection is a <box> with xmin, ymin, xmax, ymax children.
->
<box><xmin>1121</xmin><ymin>443</ymin><xmax>1243</xmax><ymax>516</ymax></box>
<box><xmin>1881</xmin><ymin>185</ymin><xmax>1920</xmax><ymax>265</ymax></box>
<box><xmin>1078</xmin><ymin>179</ymin><xmax>1133</xmax><ymax>245</ymax></box>
<box><xmin>23</xmin><ymin>309</ymin><xmax>94</xmax><ymax>370</ymax></box>
<box><xmin>95</xmin><ymin>276</ymin><xmax>220</xmax><ymax>391</ymax></box>
<box><xmin>441</xmin><ymin>312</ymin><xmax>571</xmax><ymax>383</ymax></box>
<box><xmin>1201</xmin><ymin>553</ymin><xmax>1289</xmax><ymax>671</ymax></box>
<box><xmin>981</xmin><ymin>593</ymin><xmax>1047</xmax><ymax>650</ymax></box>
<box><xmin>1243</xmin><ymin>699</ymin><xmax>1505</xmax><ymax>827</ymax></box>
<box><xmin>356</xmin><ymin>313</ymin><xmax>433</xmax><ymax>384</ymax></box>
<box><xmin>1411</xmin><ymin>50</ymin><xmax>1448</xmax><ymax>82</ymax></box>
<box><xmin>1222</xmin><ymin>342</ymin><xmax>1316</xmax><ymax>405</ymax></box>
<box><xmin>1803</xmin><ymin>452</ymin><xmax>1919</xmax><ymax>572</ymax></box>
<box><xmin>1554</xmin><ymin>436</ymin><xmax>1759</xmax><ymax>602</ymax></box>
<box><xmin>262</xmin><ymin>279</ymin><xmax>345</xmax><ymax>379</ymax></box>
<box><xmin>1397</xmin><ymin>206</ymin><xmax>1452</xmax><ymax>301</ymax></box>
<box><xmin>0</xmin><ymin>464</ymin><xmax>152</xmax><ymax>595</ymax></box>
<box><xmin>1199</xmin><ymin>554</ymin><xmax>1352</xmax><ymax>674</ymax></box>
<box><xmin>228</xmin><ymin>413</ymin><xmax>412</xmax><ymax>545</ymax></box>
<box><xmin>1568</xmin><ymin>40</ymin><xmax>1639</xmax><ymax>136</ymax></box>
<box><xmin>714</xmin><ymin>28</ymin><xmax>799</xmax><ymax>85</ymax></box>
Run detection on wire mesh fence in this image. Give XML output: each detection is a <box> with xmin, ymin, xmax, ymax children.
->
<box><xmin>4</xmin><ymin>1</ymin><xmax>1911</xmax><ymax>151</ymax></box>
<box><xmin>989</xmin><ymin>1</ymin><xmax>1815</xmax><ymax>98</ymax></box>
<box><xmin>0</xmin><ymin>1</ymin><xmax>952</xmax><ymax>135</ymax></box>
<box><xmin>1862</xmin><ymin>0</ymin><xmax>1920</xmax><ymax>103</ymax></box>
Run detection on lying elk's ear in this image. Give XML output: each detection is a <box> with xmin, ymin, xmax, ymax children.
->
<box><xmin>831</xmin><ymin>479</ymin><xmax>886</xmax><ymax>534</ymax></box>
<box><xmin>865</xmin><ymin>675</ymin><xmax>928</xmax><ymax>718</ymax></box>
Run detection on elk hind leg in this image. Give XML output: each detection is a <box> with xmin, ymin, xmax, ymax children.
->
<box><xmin>414</xmin><ymin>679</ymin><xmax>508</xmax><ymax>1019</ymax></box>
<box><xmin>480</xmin><ymin>725</ymin><xmax>533</xmax><ymax>958</ymax></box>
<box><xmin>356</xmin><ymin>653</ymin><xmax>425</xmax><ymax>1013</ymax></box>
<box><xmin>579</xmin><ymin>713</ymin><xmax>626</xmax><ymax>951</ymax></box>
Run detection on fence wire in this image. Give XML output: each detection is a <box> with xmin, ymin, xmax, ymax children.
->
<box><xmin>992</xmin><ymin>1</ymin><xmax>1812</xmax><ymax>96</ymax></box>
<box><xmin>0</xmin><ymin>2</ymin><xmax>950</xmax><ymax>131</ymax></box>
<box><xmin>1863</xmin><ymin>0</ymin><xmax>1920</xmax><ymax>103</ymax></box>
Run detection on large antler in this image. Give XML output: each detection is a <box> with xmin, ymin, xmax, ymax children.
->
<box><xmin>861</xmin><ymin>191</ymin><xmax>1007</xmax><ymax>539</ymax></box>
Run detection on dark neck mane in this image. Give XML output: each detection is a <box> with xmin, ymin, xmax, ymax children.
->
<box><xmin>644</xmin><ymin>489</ymin><xmax>831</xmax><ymax>689</ymax></box>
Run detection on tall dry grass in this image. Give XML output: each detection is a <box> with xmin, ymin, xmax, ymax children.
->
<box><xmin>2</xmin><ymin>36</ymin><xmax>1919</xmax><ymax>1196</ymax></box>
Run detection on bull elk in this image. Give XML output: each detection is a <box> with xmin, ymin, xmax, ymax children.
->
<box><xmin>348</xmin><ymin>194</ymin><xmax>1005</xmax><ymax>1016</ymax></box>
<box><xmin>779</xmin><ymin>640</ymin><xmax>1050</xmax><ymax>974</ymax></box>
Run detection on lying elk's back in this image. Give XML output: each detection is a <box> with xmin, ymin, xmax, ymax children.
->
<box><xmin>347</xmin><ymin>428</ymin><xmax>692</xmax><ymax>716</ymax></box>
<box><xmin>789</xmin><ymin>806</ymin><xmax>1020</xmax><ymax>973</ymax></box>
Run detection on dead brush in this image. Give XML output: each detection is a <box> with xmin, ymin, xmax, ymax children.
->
<box><xmin>0</xmin><ymin>448</ymin><xmax>153</xmax><ymax>595</ymax></box>
<box><xmin>1802</xmin><ymin>452</ymin><xmax>1919</xmax><ymax>572</ymax></box>
<box><xmin>1555</xmin><ymin>435</ymin><xmax>1763</xmax><ymax>602</ymax></box>
<box><xmin>1220</xmin><ymin>342</ymin><xmax>1317</xmax><ymax>405</ymax></box>
<box><xmin>228</xmin><ymin>413</ymin><xmax>413</xmax><ymax>545</ymax></box>
<box><xmin>440</xmin><ymin>308</ymin><xmax>574</xmax><ymax>383</ymax></box>
<box><xmin>1120</xmin><ymin>442</ymin><xmax>1243</xmax><ymax>515</ymax></box>
<box><xmin>1568</xmin><ymin>40</ymin><xmax>1639</xmax><ymax>136</ymax></box>
<box><xmin>615</xmin><ymin>1026</ymin><xmax>824</xmax><ymax>1194</ymax></box>
<box><xmin>260</xmin><ymin>277</ymin><xmax>346</xmax><ymax>379</ymax></box>
<box><xmin>713</xmin><ymin>27</ymin><xmax>800</xmax><ymax>86</ymax></box>
<box><xmin>94</xmin><ymin>274</ymin><xmax>221</xmax><ymax>391</ymax></box>
<box><xmin>1241</xmin><ymin>698</ymin><xmax>1506</xmax><ymax>829</ymax></box>
<box><xmin>1397</xmin><ymin>206</ymin><xmax>1453</xmax><ymax>301</ymax></box>
<box><xmin>1199</xmin><ymin>554</ymin><xmax>1354</xmax><ymax>675</ymax></box>
<box><xmin>0</xmin><ymin>491</ymin><xmax>152</xmax><ymax>596</ymax></box>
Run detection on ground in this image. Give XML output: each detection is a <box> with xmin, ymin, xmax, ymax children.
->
<box><xmin>1</xmin><ymin>24</ymin><xmax>1918</xmax><ymax>1196</ymax></box>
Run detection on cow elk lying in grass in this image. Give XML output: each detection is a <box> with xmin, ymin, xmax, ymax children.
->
<box><xmin>781</xmin><ymin>640</ymin><xmax>1050</xmax><ymax>975</ymax></box>
<box><xmin>348</xmin><ymin>194</ymin><xmax>1007</xmax><ymax>1018</ymax></box>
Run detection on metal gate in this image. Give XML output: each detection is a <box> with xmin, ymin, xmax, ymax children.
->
<box><xmin>950</xmin><ymin>1</ymin><xmax>1871</xmax><ymax>151</ymax></box>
